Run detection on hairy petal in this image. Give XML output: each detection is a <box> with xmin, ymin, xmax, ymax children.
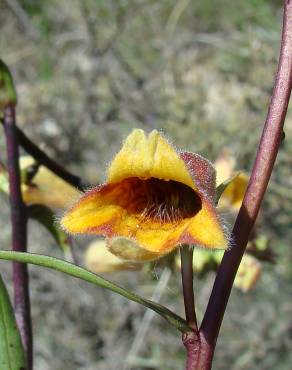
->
<box><xmin>108</xmin><ymin>129</ymin><xmax>197</xmax><ymax>190</ymax></box>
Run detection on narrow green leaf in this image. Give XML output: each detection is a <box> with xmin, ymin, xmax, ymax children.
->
<box><xmin>28</xmin><ymin>205</ymin><xmax>73</xmax><ymax>261</ymax></box>
<box><xmin>0</xmin><ymin>274</ymin><xmax>26</xmax><ymax>370</ymax></box>
<box><xmin>0</xmin><ymin>251</ymin><xmax>190</xmax><ymax>333</ymax></box>
<box><xmin>215</xmin><ymin>173</ymin><xmax>239</xmax><ymax>205</ymax></box>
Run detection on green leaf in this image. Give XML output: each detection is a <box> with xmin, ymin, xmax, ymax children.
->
<box><xmin>0</xmin><ymin>274</ymin><xmax>26</xmax><ymax>370</ymax></box>
<box><xmin>215</xmin><ymin>173</ymin><xmax>239</xmax><ymax>205</ymax></box>
<box><xmin>28</xmin><ymin>205</ymin><xmax>73</xmax><ymax>261</ymax></box>
<box><xmin>0</xmin><ymin>251</ymin><xmax>190</xmax><ymax>333</ymax></box>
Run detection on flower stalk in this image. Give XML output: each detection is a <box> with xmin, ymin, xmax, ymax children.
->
<box><xmin>180</xmin><ymin>245</ymin><xmax>197</xmax><ymax>331</ymax></box>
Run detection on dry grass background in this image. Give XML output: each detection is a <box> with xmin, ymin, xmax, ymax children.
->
<box><xmin>0</xmin><ymin>0</ymin><xmax>292</xmax><ymax>369</ymax></box>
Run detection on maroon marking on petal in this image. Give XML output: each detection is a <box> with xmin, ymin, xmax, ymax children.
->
<box><xmin>180</xmin><ymin>151</ymin><xmax>216</xmax><ymax>203</ymax></box>
<box><xmin>179</xmin><ymin>231</ymin><xmax>199</xmax><ymax>246</ymax></box>
<box><xmin>79</xmin><ymin>184</ymin><xmax>107</xmax><ymax>200</ymax></box>
<box><xmin>87</xmin><ymin>219</ymin><xmax>118</xmax><ymax>236</ymax></box>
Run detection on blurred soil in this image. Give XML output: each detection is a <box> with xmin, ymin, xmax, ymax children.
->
<box><xmin>0</xmin><ymin>1</ymin><xmax>292</xmax><ymax>369</ymax></box>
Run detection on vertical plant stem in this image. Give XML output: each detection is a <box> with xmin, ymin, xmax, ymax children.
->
<box><xmin>3</xmin><ymin>105</ymin><xmax>33</xmax><ymax>369</ymax></box>
<box><xmin>181</xmin><ymin>245</ymin><xmax>200</xmax><ymax>370</ymax></box>
<box><xmin>180</xmin><ymin>246</ymin><xmax>197</xmax><ymax>330</ymax></box>
<box><xmin>199</xmin><ymin>0</ymin><xmax>292</xmax><ymax>368</ymax></box>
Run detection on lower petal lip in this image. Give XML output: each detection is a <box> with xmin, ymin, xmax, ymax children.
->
<box><xmin>61</xmin><ymin>176</ymin><xmax>228</xmax><ymax>258</ymax></box>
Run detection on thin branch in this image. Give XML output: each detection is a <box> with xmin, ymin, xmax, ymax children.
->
<box><xmin>201</xmin><ymin>0</ymin><xmax>292</xmax><ymax>352</ymax></box>
<box><xmin>0</xmin><ymin>122</ymin><xmax>88</xmax><ymax>190</ymax></box>
<box><xmin>3</xmin><ymin>105</ymin><xmax>33</xmax><ymax>370</ymax></box>
<box><xmin>79</xmin><ymin>0</ymin><xmax>127</xmax><ymax>58</ymax></box>
<box><xmin>180</xmin><ymin>246</ymin><xmax>198</xmax><ymax>331</ymax></box>
<box><xmin>3</xmin><ymin>0</ymin><xmax>40</xmax><ymax>40</ymax></box>
<box><xmin>16</xmin><ymin>127</ymin><xmax>87</xmax><ymax>190</ymax></box>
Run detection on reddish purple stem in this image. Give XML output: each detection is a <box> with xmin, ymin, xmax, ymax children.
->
<box><xmin>182</xmin><ymin>1</ymin><xmax>292</xmax><ymax>369</ymax></box>
<box><xmin>3</xmin><ymin>105</ymin><xmax>33</xmax><ymax>369</ymax></box>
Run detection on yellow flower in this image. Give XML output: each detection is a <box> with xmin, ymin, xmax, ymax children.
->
<box><xmin>85</xmin><ymin>239</ymin><xmax>141</xmax><ymax>273</ymax></box>
<box><xmin>20</xmin><ymin>156</ymin><xmax>81</xmax><ymax>210</ymax></box>
<box><xmin>234</xmin><ymin>254</ymin><xmax>262</xmax><ymax>292</ymax></box>
<box><xmin>61</xmin><ymin>129</ymin><xmax>228</xmax><ymax>261</ymax></box>
<box><xmin>215</xmin><ymin>150</ymin><xmax>249</xmax><ymax>211</ymax></box>
<box><xmin>0</xmin><ymin>156</ymin><xmax>80</xmax><ymax>210</ymax></box>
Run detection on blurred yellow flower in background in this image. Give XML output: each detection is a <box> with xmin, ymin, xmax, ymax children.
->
<box><xmin>85</xmin><ymin>239</ymin><xmax>141</xmax><ymax>273</ymax></box>
<box><xmin>20</xmin><ymin>156</ymin><xmax>80</xmax><ymax>210</ymax></box>
<box><xmin>61</xmin><ymin>129</ymin><xmax>228</xmax><ymax>262</ymax></box>
<box><xmin>175</xmin><ymin>249</ymin><xmax>262</xmax><ymax>292</ymax></box>
<box><xmin>0</xmin><ymin>156</ymin><xmax>80</xmax><ymax>210</ymax></box>
<box><xmin>234</xmin><ymin>254</ymin><xmax>262</xmax><ymax>292</ymax></box>
<box><xmin>215</xmin><ymin>149</ymin><xmax>249</xmax><ymax>211</ymax></box>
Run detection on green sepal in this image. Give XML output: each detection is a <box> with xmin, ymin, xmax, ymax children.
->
<box><xmin>0</xmin><ymin>60</ymin><xmax>17</xmax><ymax>113</ymax></box>
<box><xmin>215</xmin><ymin>173</ymin><xmax>239</xmax><ymax>205</ymax></box>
